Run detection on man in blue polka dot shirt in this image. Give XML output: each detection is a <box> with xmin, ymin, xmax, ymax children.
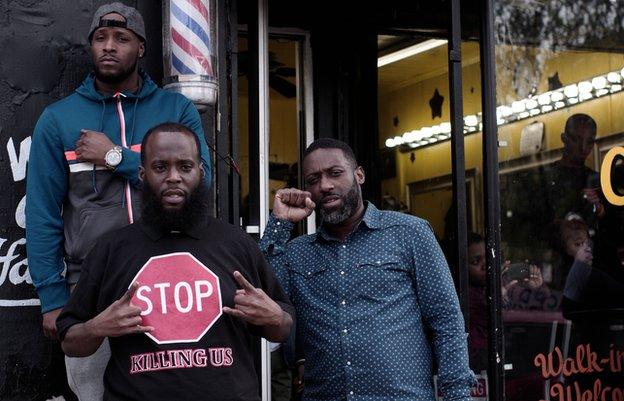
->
<box><xmin>260</xmin><ymin>138</ymin><xmax>474</xmax><ymax>400</ymax></box>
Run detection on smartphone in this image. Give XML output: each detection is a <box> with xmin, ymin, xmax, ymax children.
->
<box><xmin>505</xmin><ymin>262</ymin><xmax>530</xmax><ymax>281</ymax></box>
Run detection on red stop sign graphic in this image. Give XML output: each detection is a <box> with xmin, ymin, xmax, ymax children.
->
<box><xmin>130</xmin><ymin>252</ymin><xmax>222</xmax><ymax>344</ymax></box>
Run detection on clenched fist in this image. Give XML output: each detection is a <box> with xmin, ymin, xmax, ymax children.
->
<box><xmin>273</xmin><ymin>188</ymin><xmax>316</xmax><ymax>223</ymax></box>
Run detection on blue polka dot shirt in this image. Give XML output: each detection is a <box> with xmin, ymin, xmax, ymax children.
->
<box><xmin>260</xmin><ymin>202</ymin><xmax>474</xmax><ymax>401</ymax></box>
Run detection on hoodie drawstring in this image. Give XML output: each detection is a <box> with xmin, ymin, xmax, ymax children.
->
<box><xmin>113</xmin><ymin>92</ymin><xmax>134</xmax><ymax>224</ymax></box>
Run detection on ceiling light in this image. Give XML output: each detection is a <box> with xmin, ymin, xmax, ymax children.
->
<box><xmin>403</xmin><ymin>130</ymin><xmax>417</xmax><ymax>142</ymax></box>
<box><xmin>537</xmin><ymin>93</ymin><xmax>551</xmax><ymax>105</ymax></box>
<box><xmin>578</xmin><ymin>81</ymin><xmax>592</xmax><ymax>93</ymax></box>
<box><xmin>607</xmin><ymin>72</ymin><xmax>621</xmax><ymax>83</ymax></box>
<box><xmin>592</xmin><ymin>76</ymin><xmax>607</xmax><ymax>90</ymax></box>
<box><xmin>497</xmin><ymin>105</ymin><xmax>513</xmax><ymax>117</ymax></box>
<box><xmin>579</xmin><ymin>92</ymin><xmax>593</xmax><ymax>101</ymax></box>
<box><xmin>525</xmin><ymin>99</ymin><xmax>538</xmax><ymax>109</ymax></box>
<box><xmin>511</xmin><ymin>101</ymin><xmax>525</xmax><ymax>113</ymax></box>
<box><xmin>564</xmin><ymin>85</ymin><xmax>579</xmax><ymax>98</ymax></box>
<box><xmin>464</xmin><ymin>115</ymin><xmax>478</xmax><ymax>126</ymax></box>
<box><xmin>378</xmin><ymin>39</ymin><xmax>448</xmax><ymax>68</ymax></box>
<box><xmin>386</xmin><ymin>66</ymin><xmax>624</xmax><ymax>150</ymax></box>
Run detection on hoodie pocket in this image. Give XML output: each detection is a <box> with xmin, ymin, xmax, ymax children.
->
<box><xmin>69</xmin><ymin>203</ymin><xmax>129</xmax><ymax>261</ymax></box>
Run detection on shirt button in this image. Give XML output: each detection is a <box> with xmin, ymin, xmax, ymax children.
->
<box><xmin>350</xmin><ymin>391</ymin><xmax>354</xmax><ymax>395</ymax></box>
<box><xmin>342</xmin><ymin>329</ymin><xmax>348</xmax><ymax>333</ymax></box>
<box><xmin>346</xmin><ymin>361</ymin><xmax>351</xmax><ymax>366</ymax></box>
<box><xmin>376</xmin><ymin>260</ymin><xmax>381</xmax><ymax>264</ymax></box>
<box><xmin>274</xmin><ymin>229</ymin><xmax>278</xmax><ymax>233</ymax></box>
<box><xmin>341</xmin><ymin>300</ymin><xmax>346</xmax><ymax>305</ymax></box>
<box><xmin>342</xmin><ymin>245</ymin><xmax>346</xmax><ymax>249</ymax></box>
<box><xmin>340</xmin><ymin>271</ymin><xmax>345</xmax><ymax>275</ymax></box>
<box><xmin>276</xmin><ymin>221</ymin><xmax>281</xmax><ymax>225</ymax></box>
<box><xmin>307</xmin><ymin>272</ymin><xmax>311</xmax><ymax>275</ymax></box>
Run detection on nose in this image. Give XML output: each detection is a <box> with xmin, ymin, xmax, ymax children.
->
<box><xmin>166</xmin><ymin>167</ymin><xmax>181</xmax><ymax>183</ymax></box>
<box><xmin>103</xmin><ymin>37</ymin><xmax>116</xmax><ymax>52</ymax></box>
<box><xmin>319</xmin><ymin>175</ymin><xmax>334</xmax><ymax>192</ymax></box>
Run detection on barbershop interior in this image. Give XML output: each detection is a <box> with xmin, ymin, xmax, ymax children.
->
<box><xmin>232</xmin><ymin>1</ymin><xmax>624</xmax><ymax>400</ymax></box>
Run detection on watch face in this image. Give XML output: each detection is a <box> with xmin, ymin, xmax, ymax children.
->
<box><xmin>106</xmin><ymin>149</ymin><xmax>122</xmax><ymax>166</ymax></box>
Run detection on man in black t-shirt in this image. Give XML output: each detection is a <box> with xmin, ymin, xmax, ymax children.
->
<box><xmin>57</xmin><ymin>122</ymin><xmax>294</xmax><ymax>401</ymax></box>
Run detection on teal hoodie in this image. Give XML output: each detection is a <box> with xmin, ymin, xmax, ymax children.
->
<box><xmin>26</xmin><ymin>71</ymin><xmax>212</xmax><ymax>313</ymax></box>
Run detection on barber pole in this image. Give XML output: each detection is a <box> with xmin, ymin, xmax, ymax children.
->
<box><xmin>163</xmin><ymin>0</ymin><xmax>218</xmax><ymax>111</ymax></box>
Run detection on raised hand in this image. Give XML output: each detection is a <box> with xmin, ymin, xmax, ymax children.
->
<box><xmin>75</xmin><ymin>129</ymin><xmax>115</xmax><ymax>165</ymax></box>
<box><xmin>223</xmin><ymin>271</ymin><xmax>284</xmax><ymax>327</ymax></box>
<box><xmin>273</xmin><ymin>188</ymin><xmax>316</xmax><ymax>223</ymax></box>
<box><xmin>86</xmin><ymin>282</ymin><xmax>153</xmax><ymax>338</ymax></box>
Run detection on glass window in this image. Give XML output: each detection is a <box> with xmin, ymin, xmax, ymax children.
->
<box><xmin>495</xmin><ymin>1</ymin><xmax>624</xmax><ymax>399</ymax></box>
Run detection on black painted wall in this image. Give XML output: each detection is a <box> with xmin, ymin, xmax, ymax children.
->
<box><xmin>0</xmin><ymin>1</ymin><xmax>164</xmax><ymax>399</ymax></box>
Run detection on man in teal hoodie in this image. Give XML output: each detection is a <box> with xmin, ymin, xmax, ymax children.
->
<box><xmin>25</xmin><ymin>3</ymin><xmax>212</xmax><ymax>399</ymax></box>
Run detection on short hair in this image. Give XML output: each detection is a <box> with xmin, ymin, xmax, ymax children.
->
<box><xmin>564</xmin><ymin>114</ymin><xmax>596</xmax><ymax>136</ymax></box>
<box><xmin>554</xmin><ymin>216</ymin><xmax>589</xmax><ymax>252</ymax></box>
<box><xmin>467</xmin><ymin>232</ymin><xmax>484</xmax><ymax>247</ymax></box>
<box><xmin>303</xmin><ymin>138</ymin><xmax>358</xmax><ymax>169</ymax></box>
<box><xmin>140</xmin><ymin>122</ymin><xmax>201</xmax><ymax>165</ymax></box>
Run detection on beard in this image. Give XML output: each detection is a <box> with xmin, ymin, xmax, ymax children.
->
<box><xmin>140</xmin><ymin>182</ymin><xmax>209</xmax><ymax>232</ymax></box>
<box><xmin>317</xmin><ymin>179</ymin><xmax>362</xmax><ymax>225</ymax></box>
<box><xmin>94</xmin><ymin>58</ymin><xmax>138</xmax><ymax>85</ymax></box>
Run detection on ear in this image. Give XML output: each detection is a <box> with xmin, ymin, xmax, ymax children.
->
<box><xmin>561</xmin><ymin>132</ymin><xmax>566</xmax><ymax>144</ymax></box>
<box><xmin>199</xmin><ymin>164</ymin><xmax>206</xmax><ymax>178</ymax></box>
<box><xmin>138</xmin><ymin>42</ymin><xmax>145</xmax><ymax>58</ymax></box>
<box><xmin>354</xmin><ymin>166</ymin><xmax>365</xmax><ymax>185</ymax></box>
<box><xmin>139</xmin><ymin>165</ymin><xmax>145</xmax><ymax>182</ymax></box>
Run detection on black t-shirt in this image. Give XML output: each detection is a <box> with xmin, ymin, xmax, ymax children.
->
<box><xmin>57</xmin><ymin>218</ymin><xmax>294</xmax><ymax>401</ymax></box>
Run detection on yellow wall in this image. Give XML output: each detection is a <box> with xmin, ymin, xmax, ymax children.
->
<box><xmin>379</xmin><ymin>46</ymin><xmax>624</xmax><ymax>214</ymax></box>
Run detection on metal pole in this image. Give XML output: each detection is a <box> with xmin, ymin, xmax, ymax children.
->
<box><xmin>447</xmin><ymin>0</ymin><xmax>469</xmax><ymax>327</ymax></box>
<box><xmin>247</xmin><ymin>0</ymin><xmax>271</xmax><ymax>399</ymax></box>
<box><xmin>256</xmin><ymin>0</ymin><xmax>271</xmax><ymax>399</ymax></box>
<box><xmin>479</xmin><ymin>0</ymin><xmax>505</xmax><ymax>398</ymax></box>
<box><xmin>216</xmin><ymin>0</ymin><xmax>231</xmax><ymax>222</ymax></box>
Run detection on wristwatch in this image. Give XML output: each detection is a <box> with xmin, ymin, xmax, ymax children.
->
<box><xmin>104</xmin><ymin>146</ymin><xmax>123</xmax><ymax>170</ymax></box>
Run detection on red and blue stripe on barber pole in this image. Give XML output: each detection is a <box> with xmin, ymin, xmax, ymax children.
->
<box><xmin>169</xmin><ymin>0</ymin><xmax>214</xmax><ymax>76</ymax></box>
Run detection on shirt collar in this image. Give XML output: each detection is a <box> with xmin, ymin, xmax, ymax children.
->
<box><xmin>140</xmin><ymin>217</ymin><xmax>208</xmax><ymax>241</ymax></box>
<box><xmin>313</xmin><ymin>201</ymin><xmax>381</xmax><ymax>243</ymax></box>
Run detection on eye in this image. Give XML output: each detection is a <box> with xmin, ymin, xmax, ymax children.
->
<box><xmin>330</xmin><ymin>170</ymin><xmax>343</xmax><ymax>177</ymax></box>
<box><xmin>180</xmin><ymin>164</ymin><xmax>193</xmax><ymax>172</ymax></box>
<box><xmin>305</xmin><ymin>177</ymin><xmax>319</xmax><ymax>186</ymax></box>
<box><xmin>153</xmin><ymin>164</ymin><xmax>166</xmax><ymax>173</ymax></box>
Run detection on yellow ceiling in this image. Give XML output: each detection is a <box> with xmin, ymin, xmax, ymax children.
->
<box><xmin>378</xmin><ymin>41</ymin><xmax>481</xmax><ymax>96</ymax></box>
